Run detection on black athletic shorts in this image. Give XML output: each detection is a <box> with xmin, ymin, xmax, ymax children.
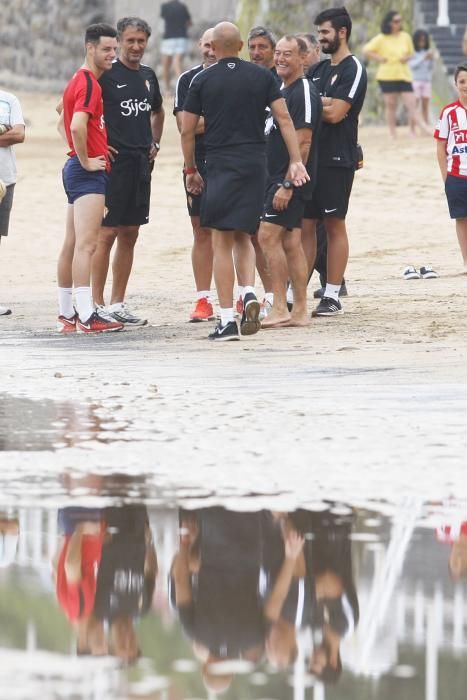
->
<box><xmin>0</xmin><ymin>184</ymin><xmax>15</xmax><ymax>237</ymax></box>
<box><xmin>378</xmin><ymin>80</ymin><xmax>413</xmax><ymax>94</ymax></box>
<box><xmin>183</xmin><ymin>159</ymin><xmax>207</xmax><ymax>218</ymax></box>
<box><xmin>445</xmin><ymin>174</ymin><xmax>467</xmax><ymax>219</ymax></box>
<box><xmin>201</xmin><ymin>144</ymin><xmax>266</xmax><ymax>234</ymax></box>
<box><xmin>304</xmin><ymin>167</ymin><xmax>355</xmax><ymax>220</ymax></box>
<box><xmin>260</xmin><ymin>181</ymin><xmax>305</xmax><ymax>229</ymax></box>
<box><xmin>103</xmin><ymin>150</ymin><xmax>153</xmax><ymax>228</ymax></box>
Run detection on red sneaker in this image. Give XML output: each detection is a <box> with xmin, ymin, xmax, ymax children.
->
<box><xmin>235</xmin><ymin>296</ymin><xmax>244</xmax><ymax>318</ymax></box>
<box><xmin>56</xmin><ymin>313</ymin><xmax>78</xmax><ymax>333</ymax></box>
<box><xmin>190</xmin><ymin>297</ymin><xmax>214</xmax><ymax>322</ymax></box>
<box><xmin>77</xmin><ymin>311</ymin><xmax>124</xmax><ymax>334</ymax></box>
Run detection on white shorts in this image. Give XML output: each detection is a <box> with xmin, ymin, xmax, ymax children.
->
<box><xmin>412</xmin><ymin>80</ymin><xmax>432</xmax><ymax>99</ymax></box>
<box><xmin>161</xmin><ymin>37</ymin><xmax>189</xmax><ymax>55</ymax></box>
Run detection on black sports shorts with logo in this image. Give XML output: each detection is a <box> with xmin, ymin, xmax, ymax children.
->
<box><xmin>183</xmin><ymin>159</ymin><xmax>207</xmax><ymax>218</ymax></box>
<box><xmin>201</xmin><ymin>144</ymin><xmax>266</xmax><ymax>234</ymax></box>
<box><xmin>304</xmin><ymin>167</ymin><xmax>355</xmax><ymax>220</ymax></box>
<box><xmin>260</xmin><ymin>181</ymin><xmax>305</xmax><ymax>230</ymax></box>
<box><xmin>103</xmin><ymin>150</ymin><xmax>153</xmax><ymax>228</ymax></box>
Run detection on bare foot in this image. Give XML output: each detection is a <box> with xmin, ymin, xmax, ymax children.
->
<box><xmin>261</xmin><ymin>310</ymin><xmax>291</xmax><ymax>328</ymax></box>
<box><xmin>281</xmin><ymin>315</ymin><xmax>312</xmax><ymax>328</ymax></box>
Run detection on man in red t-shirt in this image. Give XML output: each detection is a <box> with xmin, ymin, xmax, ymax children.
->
<box><xmin>56</xmin><ymin>23</ymin><xmax>124</xmax><ymax>334</ymax></box>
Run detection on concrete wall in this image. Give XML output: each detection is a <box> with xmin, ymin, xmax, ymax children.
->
<box><xmin>0</xmin><ymin>0</ymin><xmax>236</xmax><ymax>92</ymax></box>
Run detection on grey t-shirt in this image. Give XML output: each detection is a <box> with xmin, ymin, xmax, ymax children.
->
<box><xmin>0</xmin><ymin>90</ymin><xmax>25</xmax><ymax>186</ymax></box>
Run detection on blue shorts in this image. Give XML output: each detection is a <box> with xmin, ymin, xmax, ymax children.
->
<box><xmin>445</xmin><ymin>174</ymin><xmax>467</xmax><ymax>219</ymax></box>
<box><xmin>62</xmin><ymin>156</ymin><xmax>108</xmax><ymax>204</ymax></box>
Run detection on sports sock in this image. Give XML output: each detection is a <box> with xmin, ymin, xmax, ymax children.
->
<box><xmin>58</xmin><ymin>287</ymin><xmax>74</xmax><ymax>318</ymax></box>
<box><xmin>237</xmin><ymin>286</ymin><xmax>245</xmax><ymax>299</ymax></box>
<box><xmin>264</xmin><ymin>292</ymin><xmax>274</xmax><ymax>305</ymax></box>
<box><xmin>220</xmin><ymin>307</ymin><xmax>234</xmax><ymax>326</ymax></box>
<box><xmin>243</xmin><ymin>285</ymin><xmax>256</xmax><ymax>298</ymax></box>
<box><xmin>324</xmin><ymin>283</ymin><xmax>341</xmax><ymax>302</ymax></box>
<box><xmin>74</xmin><ymin>287</ymin><xmax>94</xmax><ymax>323</ymax></box>
<box><xmin>197</xmin><ymin>290</ymin><xmax>211</xmax><ymax>300</ymax></box>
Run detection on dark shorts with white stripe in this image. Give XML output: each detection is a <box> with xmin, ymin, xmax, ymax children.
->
<box><xmin>260</xmin><ymin>181</ymin><xmax>305</xmax><ymax>230</ymax></box>
<box><xmin>200</xmin><ymin>144</ymin><xmax>266</xmax><ymax>234</ymax></box>
<box><xmin>304</xmin><ymin>167</ymin><xmax>355</xmax><ymax>220</ymax></box>
<box><xmin>183</xmin><ymin>159</ymin><xmax>207</xmax><ymax>218</ymax></box>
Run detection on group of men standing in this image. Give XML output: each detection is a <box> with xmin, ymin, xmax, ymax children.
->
<box><xmin>52</xmin><ymin>5</ymin><xmax>366</xmax><ymax>339</ymax></box>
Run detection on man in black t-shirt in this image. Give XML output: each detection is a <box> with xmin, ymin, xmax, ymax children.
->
<box><xmin>181</xmin><ymin>21</ymin><xmax>309</xmax><ymax>342</ymax></box>
<box><xmin>161</xmin><ymin>0</ymin><xmax>192</xmax><ymax>94</ymax></box>
<box><xmin>304</xmin><ymin>7</ymin><xmax>367</xmax><ymax>318</ymax></box>
<box><xmin>258</xmin><ymin>35</ymin><xmax>322</xmax><ymax>328</ymax></box>
<box><xmin>174</xmin><ymin>28</ymin><xmax>217</xmax><ymax>323</ymax></box>
<box><xmin>92</xmin><ymin>17</ymin><xmax>164</xmax><ymax>327</ymax></box>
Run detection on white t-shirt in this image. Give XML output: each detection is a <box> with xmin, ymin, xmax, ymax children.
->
<box><xmin>434</xmin><ymin>100</ymin><xmax>467</xmax><ymax>178</ymax></box>
<box><xmin>0</xmin><ymin>90</ymin><xmax>25</xmax><ymax>186</ymax></box>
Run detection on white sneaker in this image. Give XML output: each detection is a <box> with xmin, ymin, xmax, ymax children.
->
<box><xmin>259</xmin><ymin>298</ymin><xmax>273</xmax><ymax>321</ymax></box>
<box><xmin>0</xmin><ymin>305</ymin><xmax>12</xmax><ymax>316</ymax></box>
<box><xmin>106</xmin><ymin>302</ymin><xmax>148</xmax><ymax>327</ymax></box>
<box><xmin>286</xmin><ymin>285</ymin><xmax>294</xmax><ymax>307</ymax></box>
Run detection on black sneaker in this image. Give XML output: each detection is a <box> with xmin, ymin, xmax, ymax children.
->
<box><xmin>208</xmin><ymin>320</ymin><xmax>240</xmax><ymax>341</ymax></box>
<box><xmin>240</xmin><ymin>293</ymin><xmax>261</xmax><ymax>336</ymax></box>
<box><xmin>312</xmin><ymin>296</ymin><xmax>344</xmax><ymax>317</ymax></box>
<box><xmin>313</xmin><ymin>282</ymin><xmax>348</xmax><ymax>299</ymax></box>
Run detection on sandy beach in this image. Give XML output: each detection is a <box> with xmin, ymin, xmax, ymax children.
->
<box><xmin>0</xmin><ymin>92</ymin><xmax>466</xmax><ymax>506</ymax></box>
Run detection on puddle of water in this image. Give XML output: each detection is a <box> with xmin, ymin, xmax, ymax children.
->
<box><xmin>0</xmin><ymin>394</ymin><xmax>130</xmax><ymax>451</ymax></box>
<box><xmin>1</xmin><ymin>491</ymin><xmax>466</xmax><ymax>700</ymax></box>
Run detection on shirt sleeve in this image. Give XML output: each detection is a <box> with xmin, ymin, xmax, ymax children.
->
<box><xmin>288</xmin><ymin>80</ymin><xmax>321</xmax><ymax>131</ymax></box>
<box><xmin>150</xmin><ymin>73</ymin><xmax>163</xmax><ymax>111</ymax></box>
<box><xmin>9</xmin><ymin>96</ymin><xmax>25</xmax><ymax>126</ymax></box>
<box><xmin>434</xmin><ymin>107</ymin><xmax>449</xmax><ymax>140</ymax></box>
<box><xmin>74</xmin><ymin>73</ymin><xmax>101</xmax><ymax>116</ymax></box>
<box><xmin>363</xmin><ymin>34</ymin><xmax>383</xmax><ymax>54</ymax></box>
<box><xmin>182</xmin><ymin>74</ymin><xmax>203</xmax><ymax>115</ymax></box>
<box><xmin>267</xmin><ymin>72</ymin><xmax>283</xmax><ymax>106</ymax></box>
<box><xmin>332</xmin><ymin>57</ymin><xmax>366</xmax><ymax>104</ymax></box>
<box><xmin>173</xmin><ymin>72</ymin><xmax>190</xmax><ymax>114</ymax></box>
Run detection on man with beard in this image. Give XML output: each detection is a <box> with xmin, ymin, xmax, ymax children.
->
<box><xmin>304</xmin><ymin>7</ymin><xmax>366</xmax><ymax>317</ymax></box>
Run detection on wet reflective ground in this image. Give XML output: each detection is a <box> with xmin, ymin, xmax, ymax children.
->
<box><xmin>1</xmin><ymin>489</ymin><xmax>467</xmax><ymax>700</ymax></box>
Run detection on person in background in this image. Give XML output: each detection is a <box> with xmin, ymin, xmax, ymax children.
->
<box><xmin>409</xmin><ymin>29</ymin><xmax>434</xmax><ymax>129</ymax></box>
<box><xmin>435</xmin><ymin>63</ymin><xmax>467</xmax><ymax>274</ymax></box>
<box><xmin>160</xmin><ymin>0</ymin><xmax>192</xmax><ymax>95</ymax></box>
<box><xmin>0</xmin><ymin>88</ymin><xmax>25</xmax><ymax>316</ymax></box>
<box><xmin>296</xmin><ymin>33</ymin><xmax>321</xmax><ymax>72</ymax></box>
<box><xmin>363</xmin><ymin>10</ymin><xmax>430</xmax><ymax>138</ymax></box>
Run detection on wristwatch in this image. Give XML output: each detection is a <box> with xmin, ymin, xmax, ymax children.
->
<box><xmin>282</xmin><ymin>179</ymin><xmax>293</xmax><ymax>190</ymax></box>
<box><xmin>153</xmin><ymin>141</ymin><xmax>160</xmax><ymax>151</ymax></box>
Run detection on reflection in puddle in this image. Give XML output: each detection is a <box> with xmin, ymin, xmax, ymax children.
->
<box><xmin>0</xmin><ymin>393</ymin><xmax>130</xmax><ymax>451</ymax></box>
<box><xmin>1</xmin><ymin>495</ymin><xmax>467</xmax><ymax>699</ymax></box>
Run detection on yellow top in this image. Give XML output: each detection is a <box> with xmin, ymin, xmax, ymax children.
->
<box><xmin>363</xmin><ymin>31</ymin><xmax>414</xmax><ymax>82</ymax></box>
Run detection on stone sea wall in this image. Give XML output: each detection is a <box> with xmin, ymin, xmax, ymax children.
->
<box><xmin>0</xmin><ymin>0</ymin><xmax>236</xmax><ymax>92</ymax></box>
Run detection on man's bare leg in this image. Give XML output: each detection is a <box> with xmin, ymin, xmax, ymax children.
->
<box><xmin>162</xmin><ymin>53</ymin><xmax>173</xmax><ymax>93</ymax></box>
<box><xmin>326</xmin><ymin>216</ymin><xmax>349</xmax><ymax>286</ymax></box>
<box><xmin>258</xmin><ymin>221</ymin><xmax>290</xmax><ymax>327</ymax></box>
<box><xmin>91</xmin><ymin>226</ymin><xmax>117</xmax><ymax>306</ymax></box>
<box><xmin>301</xmin><ymin>218</ymin><xmax>318</xmax><ymax>277</ymax></box>
<box><xmin>456</xmin><ymin>218</ymin><xmax>467</xmax><ymax>271</ymax></box>
<box><xmin>283</xmin><ymin>227</ymin><xmax>309</xmax><ymax>325</ymax></box>
<box><xmin>251</xmin><ymin>233</ymin><xmax>273</xmax><ymax>294</ymax></box>
<box><xmin>110</xmin><ymin>226</ymin><xmax>139</xmax><ymax>304</ymax></box>
<box><xmin>173</xmin><ymin>53</ymin><xmax>185</xmax><ymax>80</ymax></box>
<box><xmin>191</xmin><ymin>216</ymin><xmax>213</xmax><ymax>291</ymax></box>
<box><xmin>212</xmin><ymin>229</ymin><xmax>235</xmax><ymax>308</ymax></box>
<box><xmin>233</xmin><ymin>231</ymin><xmax>256</xmax><ymax>287</ymax></box>
<box><xmin>72</xmin><ymin>194</ymin><xmax>105</xmax><ymax>322</ymax></box>
<box><xmin>57</xmin><ymin>204</ymin><xmax>76</xmax><ymax>289</ymax></box>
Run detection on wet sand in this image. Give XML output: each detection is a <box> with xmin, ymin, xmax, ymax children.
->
<box><xmin>0</xmin><ymin>93</ymin><xmax>466</xmax><ymax>504</ymax></box>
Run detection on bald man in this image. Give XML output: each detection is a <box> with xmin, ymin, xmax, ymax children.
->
<box><xmin>181</xmin><ymin>22</ymin><xmax>309</xmax><ymax>341</ymax></box>
<box><xmin>174</xmin><ymin>28</ymin><xmax>217</xmax><ymax>322</ymax></box>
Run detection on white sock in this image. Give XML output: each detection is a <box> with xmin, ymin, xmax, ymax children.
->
<box><xmin>264</xmin><ymin>292</ymin><xmax>274</xmax><ymax>305</ymax></box>
<box><xmin>243</xmin><ymin>285</ymin><xmax>256</xmax><ymax>297</ymax></box>
<box><xmin>237</xmin><ymin>286</ymin><xmax>245</xmax><ymax>300</ymax></box>
<box><xmin>74</xmin><ymin>287</ymin><xmax>94</xmax><ymax>323</ymax></box>
<box><xmin>220</xmin><ymin>307</ymin><xmax>234</xmax><ymax>326</ymax></box>
<box><xmin>197</xmin><ymin>290</ymin><xmax>211</xmax><ymax>300</ymax></box>
<box><xmin>58</xmin><ymin>287</ymin><xmax>74</xmax><ymax>318</ymax></box>
<box><xmin>324</xmin><ymin>283</ymin><xmax>341</xmax><ymax>302</ymax></box>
